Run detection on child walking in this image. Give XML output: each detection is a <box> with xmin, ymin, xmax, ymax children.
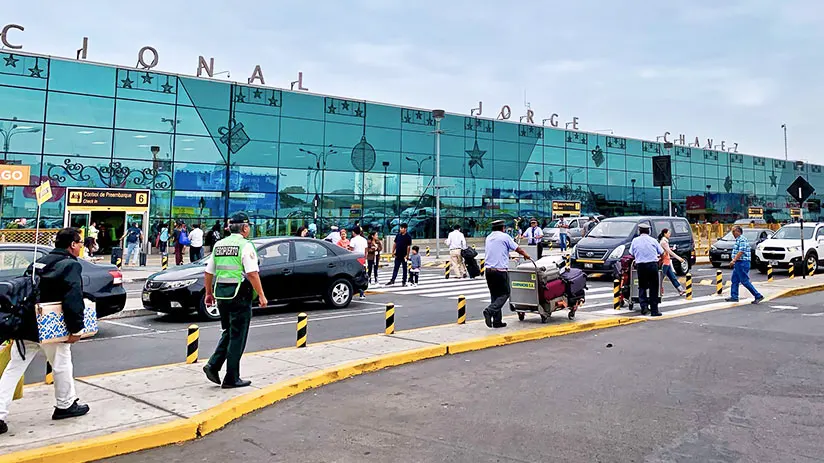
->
<box><xmin>409</xmin><ymin>246</ymin><xmax>422</xmax><ymax>286</ymax></box>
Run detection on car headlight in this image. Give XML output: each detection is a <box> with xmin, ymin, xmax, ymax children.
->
<box><xmin>608</xmin><ymin>245</ymin><xmax>625</xmax><ymax>259</ymax></box>
<box><xmin>570</xmin><ymin>244</ymin><xmax>578</xmax><ymax>258</ymax></box>
<box><xmin>162</xmin><ymin>279</ymin><xmax>198</xmax><ymax>290</ymax></box>
<box><xmin>787</xmin><ymin>246</ymin><xmax>801</xmax><ymax>252</ymax></box>
<box><xmin>711</xmin><ymin>245</ymin><xmax>718</xmax><ymax>251</ymax></box>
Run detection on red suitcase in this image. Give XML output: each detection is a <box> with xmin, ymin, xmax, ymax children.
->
<box><xmin>543</xmin><ymin>279</ymin><xmax>566</xmax><ymax>302</ymax></box>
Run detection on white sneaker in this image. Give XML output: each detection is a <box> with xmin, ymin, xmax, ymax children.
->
<box><xmin>359</xmin><ymin>295</ymin><xmax>366</xmax><ymax>300</ymax></box>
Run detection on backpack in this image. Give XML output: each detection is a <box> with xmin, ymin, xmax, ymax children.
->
<box><xmin>126</xmin><ymin>228</ymin><xmax>140</xmax><ymax>244</ymax></box>
<box><xmin>210</xmin><ymin>230</ymin><xmax>221</xmax><ymax>244</ymax></box>
<box><xmin>0</xmin><ymin>275</ymin><xmax>39</xmax><ymax>346</ymax></box>
<box><xmin>179</xmin><ymin>230</ymin><xmax>191</xmax><ymax>246</ymax></box>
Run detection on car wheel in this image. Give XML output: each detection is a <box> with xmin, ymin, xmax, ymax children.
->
<box><xmin>805</xmin><ymin>252</ymin><xmax>819</xmax><ymax>274</ymax></box>
<box><xmin>674</xmin><ymin>258</ymin><xmax>690</xmax><ymax>276</ymax></box>
<box><xmin>711</xmin><ymin>261</ymin><xmax>722</xmax><ymax>268</ymax></box>
<box><xmin>325</xmin><ymin>278</ymin><xmax>353</xmax><ymax>309</ymax></box>
<box><xmin>197</xmin><ymin>292</ymin><xmax>220</xmax><ymax>321</ymax></box>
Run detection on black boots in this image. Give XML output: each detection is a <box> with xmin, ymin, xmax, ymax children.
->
<box><xmin>52</xmin><ymin>399</ymin><xmax>90</xmax><ymax>420</ymax></box>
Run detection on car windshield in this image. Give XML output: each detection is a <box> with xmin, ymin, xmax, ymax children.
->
<box><xmin>772</xmin><ymin>227</ymin><xmax>814</xmax><ymax>240</ymax></box>
<box><xmin>587</xmin><ymin>221</ymin><xmax>637</xmax><ymax>239</ymax></box>
<box><xmin>721</xmin><ymin>230</ymin><xmax>762</xmax><ymax>241</ymax></box>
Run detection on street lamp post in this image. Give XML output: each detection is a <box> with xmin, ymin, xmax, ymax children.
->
<box><xmin>0</xmin><ymin>118</ymin><xmax>41</xmax><ymax>225</ymax></box>
<box><xmin>382</xmin><ymin>161</ymin><xmax>390</xmax><ymax>234</ymax></box>
<box><xmin>631</xmin><ymin>178</ymin><xmax>636</xmax><ymax>204</ymax></box>
<box><xmin>299</xmin><ymin>145</ymin><xmax>337</xmax><ymax>223</ymax></box>
<box><xmin>432</xmin><ymin>109</ymin><xmax>445</xmax><ymax>259</ymax></box>
<box><xmin>782</xmin><ymin>124</ymin><xmax>788</xmax><ymax>161</ymax></box>
<box><xmin>405</xmin><ymin>155</ymin><xmax>432</xmax><ymax>194</ymax></box>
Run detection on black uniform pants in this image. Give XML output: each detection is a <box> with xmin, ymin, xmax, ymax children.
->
<box><xmin>208</xmin><ymin>295</ymin><xmax>252</xmax><ymax>383</ymax></box>
<box><xmin>390</xmin><ymin>256</ymin><xmax>407</xmax><ymax>284</ymax></box>
<box><xmin>636</xmin><ymin>261</ymin><xmax>660</xmax><ymax>314</ymax></box>
<box><xmin>484</xmin><ymin>269</ymin><xmax>510</xmax><ymax>323</ymax></box>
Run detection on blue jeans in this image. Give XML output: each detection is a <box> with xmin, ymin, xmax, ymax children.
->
<box><xmin>730</xmin><ymin>261</ymin><xmax>762</xmax><ymax>301</ymax></box>
<box><xmin>662</xmin><ymin>264</ymin><xmax>682</xmax><ymax>292</ymax></box>
<box><xmin>124</xmin><ymin>242</ymin><xmax>139</xmax><ymax>264</ymax></box>
<box><xmin>559</xmin><ymin>234</ymin><xmax>568</xmax><ymax>251</ymax></box>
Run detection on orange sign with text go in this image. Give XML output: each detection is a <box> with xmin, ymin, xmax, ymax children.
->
<box><xmin>0</xmin><ymin>164</ymin><xmax>31</xmax><ymax>186</ymax></box>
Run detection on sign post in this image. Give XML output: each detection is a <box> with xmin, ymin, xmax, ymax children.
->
<box><xmin>32</xmin><ymin>180</ymin><xmax>53</xmax><ymax>282</ymax></box>
<box><xmin>551</xmin><ymin>200</ymin><xmax>582</xmax><ymax>217</ymax></box>
<box><xmin>787</xmin><ymin>175</ymin><xmax>815</xmax><ymax>280</ymax></box>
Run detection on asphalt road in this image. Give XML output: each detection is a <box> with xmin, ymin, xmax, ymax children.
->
<box><xmin>109</xmin><ymin>291</ymin><xmax>824</xmax><ymax>463</ymax></box>
<box><xmin>23</xmin><ymin>264</ymin><xmax>776</xmax><ymax>383</ymax></box>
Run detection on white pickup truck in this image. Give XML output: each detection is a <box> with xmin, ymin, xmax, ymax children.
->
<box><xmin>754</xmin><ymin>222</ymin><xmax>824</xmax><ymax>274</ymax></box>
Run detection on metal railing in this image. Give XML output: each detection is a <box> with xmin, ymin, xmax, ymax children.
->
<box><xmin>691</xmin><ymin>223</ymin><xmax>781</xmax><ymax>256</ymax></box>
<box><xmin>0</xmin><ymin>229</ymin><xmax>58</xmax><ymax>246</ymax></box>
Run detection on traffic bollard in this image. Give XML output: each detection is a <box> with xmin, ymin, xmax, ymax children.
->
<box><xmin>565</xmin><ymin>254</ymin><xmax>570</xmax><ymax>271</ymax></box>
<box><xmin>809</xmin><ymin>260</ymin><xmax>815</xmax><ymax>277</ymax></box>
<box><xmin>186</xmin><ymin>325</ymin><xmax>199</xmax><ymax>364</ymax></box>
<box><xmin>789</xmin><ymin>263</ymin><xmax>795</xmax><ymax>279</ymax></box>
<box><xmin>685</xmin><ymin>273</ymin><xmax>693</xmax><ymax>300</ymax></box>
<box><xmin>45</xmin><ymin>362</ymin><xmax>53</xmax><ymax>385</ymax></box>
<box><xmin>457</xmin><ymin>295</ymin><xmax>466</xmax><ymax>324</ymax></box>
<box><xmin>296</xmin><ymin>313</ymin><xmax>308</xmax><ymax>348</ymax></box>
<box><xmin>613</xmin><ymin>279</ymin><xmax>620</xmax><ymax>310</ymax></box>
<box><xmin>716</xmin><ymin>270</ymin><xmax>723</xmax><ymax>295</ymax></box>
<box><xmin>161</xmin><ymin>253</ymin><xmax>168</xmax><ymax>271</ymax></box>
<box><xmin>444</xmin><ymin>261</ymin><xmax>451</xmax><ymax>279</ymax></box>
<box><xmin>426</xmin><ymin>247</ymin><xmax>430</xmax><ymax>257</ymax></box>
<box><xmin>767</xmin><ymin>264</ymin><xmax>773</xmax><ymax>282</ymax></box>
<box><xmin>385</xmin><ymin>303</ymin><xmax>395</xmax><ymax>335</ymax></box>
<box><xmin>480</xmin><ymin>259</ymin><xmax>485</xmax><ymax>276</ymax></box>
<box><xmin>116</xmin><ymin>257</ymin><xmax>122</xmax><ymax>270</ymax></box>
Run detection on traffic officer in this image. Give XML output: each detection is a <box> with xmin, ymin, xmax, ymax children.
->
<box><xmin>629</xmin><ymin>223</ymin><xmax>664</xmax><ymax>317</ymax></box>
<box><xmin>483</xmin><ymin>220</ymin><xmax>532</xmax><ymax>329</ymax></box>
<box><xmin>202</xmin><ymin>212</ymin><xmax>268</xmax><ymax>388</ymax></box>
<box><xmin>521</xmin><ymin>217</ymin><xmax>544</xmax><ymax>259</ymax></box>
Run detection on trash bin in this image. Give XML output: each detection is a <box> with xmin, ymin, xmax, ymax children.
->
<box><xmin>110</xmin><ymin>246</ymin><xmax>123</xmax><ymax>265</ymax></box>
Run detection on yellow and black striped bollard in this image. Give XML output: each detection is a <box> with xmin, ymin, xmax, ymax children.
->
<box><xmin>715</xmin><ymin>269</ymin><xmax>723</xmax><ymax>295</ymax></box>
<box><xmin>788</xmin><ymin>263</ymin><xmax>794</xmax><ymax>279</ymax></box>
<box><xmin>45</xmin><ymin>362</ymin><xmax>54</xmax><ymax>385</ymax></box>
<box><xmin>425</xmin><ymin>247</ymin><xmax>430</xmax><ymax>257</ymax></box>
<box><xmin>296</xmin><ymin>313</ymin><xmax>308</xmax><ymax>348</ymax></box>
<box><xmin>457</xmin><ymin>295</ymin><xmax>466</xmax><ymax>324</ymax></box>
<box><xmin>685</xmin><ymin>273</ymin><xmax>693</xmax><ymax>300</ymax></box>
<box><xmin>116</xmin><ymin>256</ymin><xmax>122</xmax><ymax>270</ymax></box>
<box><xmin>767</xmin><ymin>264</ymin><xmax>773</xmax><ymax>282</ymax></box>
<box><xmin>479</xmin><ymin>258</ymin><xmax>485</xmax><ymax>276</ymax></box>
<box><xmin>809</xmin><ymin>260</ymin><xmax>815</xmax><ymax>277</ymax></box>
<box><xmin>444</xmin><ymin>261</ymin><xmax>451</xmax><ymax>279</ymax></box>
<box><xmin>385</xmin><ymin>303</ymin><xmax>395</xmax><ymax>335</ymax></box>
<box><xmin>161</xmin><ymin>253</ymin><xmax>168</xmax><ymax>271</ymax></box>
<box><xmin>186</xmin><ymin>324</ymin><xmax>199</xmax><ymax>364</ymax></box>
<box><xmin>565</xmin><ymin>254</ymin><xmax>570</xmax><ymax>271</ymax></box>
<box><xmin>613</xmin><ymin>279</ymin><xmax>621</xmax><ymax>310</ymax></box>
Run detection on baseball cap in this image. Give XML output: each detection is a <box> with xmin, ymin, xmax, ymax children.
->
<box><xmin>229</xmin><ymin>212</ymin><xmax>250</xmax><ymax>224</ymax></box>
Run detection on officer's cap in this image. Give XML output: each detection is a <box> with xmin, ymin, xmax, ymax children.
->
<box><xmin>491</xmin><ymin>219</ymin><xmax>506</xmax><ymax>227</ymax></box>
<box><xmin>229</xmin><ymin>212</ymin><xmax>250</xmax><ymax>224</ymax></box>
<box><xmin>638</xmin><ymin>223</ymin><xmax>651</xmax><ymax>230</ymax></box>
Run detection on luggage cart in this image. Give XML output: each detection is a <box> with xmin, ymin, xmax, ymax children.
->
<box><xmin>627</xmin><ymin>262</ymin><xmax>664</xmax><ymax>311</ymax></box>
<box><xmin>508</xmin><ymin>260</ymin><xmax>580</xmax><ymax>323</ymax></box>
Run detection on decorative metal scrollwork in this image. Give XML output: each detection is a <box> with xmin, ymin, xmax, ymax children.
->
<box><xmin>48</xmin><ymin>159</ymin><xmax>172</xmax><ymax>189</ymax></box>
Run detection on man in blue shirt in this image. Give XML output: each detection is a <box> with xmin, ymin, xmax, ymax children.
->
<box><xmin>726</xmin><ymin>226</ymin><xmax>764</xmax><ymax>304</ymax></box>
<box><xmin>483</xmin><ymin>220</ymin><xmax>532</xmax><ymax>328</ymax></box>
<box><xmin>629</xmin><ymin>223</ymin><xmax>664</xmax><ymax>316</ymax></box>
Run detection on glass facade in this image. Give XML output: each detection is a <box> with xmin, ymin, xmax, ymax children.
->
<box><xmin>1</xmin><ymin>50</ymin><xmax>822</xmax><ymax>238</ymax></box>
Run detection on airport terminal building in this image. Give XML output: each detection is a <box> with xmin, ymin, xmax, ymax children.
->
<box><xmin>1</xmin><ymin>49</ymin><xmax>822</xmax><ymax>240</ymax></box>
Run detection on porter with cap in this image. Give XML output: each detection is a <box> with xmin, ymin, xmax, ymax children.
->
<box><xmin>202</xmin><ymin>212</ymin><xmax>268</xmax><ymax>388</ymax></box>
<box><xmin>482</xmin><ymin>220</ymin><xmax>532</xmax><ymax>328</ymax></box>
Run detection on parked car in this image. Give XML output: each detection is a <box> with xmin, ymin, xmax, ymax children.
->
<box><xmin>734</xmin><ymin>218</ymin><xmax>768</xmax><ymax>226</ymax></box>
<box><xmin>141</xmin><ymin>237</ymin><xmax>370</xmax><ymax>320</ymax></box>
<box><xmin>754</xmin><ymin>222</ymin><xmax>824</xmax><ymax>274</ymax></box>
<box><xmin>0</xmin><ymin>243</ymin><xmax>126</xmax><ymax>318</ymax></box>
<box><xmin>710</xmin><ymin>228</ymin><xmax>774</xmax><ymax>268</ymax></box>
<box><xmin>541</xmin><ymin>217</ymin><xmax>585</xmax><ymax>247</ymax></box>
<box><xmin>571</xmin><ymin>216</ymin><xmax>696</xmax><ymax>278</ymax></box>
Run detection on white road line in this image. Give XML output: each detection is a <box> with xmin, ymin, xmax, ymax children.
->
<box><xmin>374</xmin><ymin>281</ymin><xmax>486</xmax><ymax>294</ymax></box>
<box><xmin>587</xmin><ymin>294</ymin><xmax>719</xmax><ymax>314</ymax></box>
<box><xmin>425</xmin><ymin>288</ymin><xmax>491</xmax><ymax>298</ymax></box>
<box><xmin>99</xmin><ymin>320</ymin><xmax>152</xmax><ymax>330</ymax></box>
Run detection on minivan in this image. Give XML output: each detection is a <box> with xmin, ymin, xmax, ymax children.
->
<box><xmin>571</xmin><ymin>216</ymin><xmax>696</xmax><ymax>278</ymax></box>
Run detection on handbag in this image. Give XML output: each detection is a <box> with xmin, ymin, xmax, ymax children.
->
<box><xmin>36</xmin><ymin>299</ymin><xmax>98</xmax><ymax>344</ymax></box>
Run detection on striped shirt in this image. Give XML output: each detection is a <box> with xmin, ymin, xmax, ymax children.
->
<box><xmin>733</xmin><ymin>235</ymin><xmax>751</xmax><ymax>261</ymax></box>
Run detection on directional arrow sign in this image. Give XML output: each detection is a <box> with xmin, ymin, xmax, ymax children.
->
<box><xmin>787</xmin><ymin>175</ymin><xmax>815</xmax><ymax>204</ymax></box>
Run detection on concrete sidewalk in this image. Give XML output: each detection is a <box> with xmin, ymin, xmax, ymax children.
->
<box><xmin>1</xmin><ymin>274</ymin><xmax>821</xmax><ymax>462</ymax></box>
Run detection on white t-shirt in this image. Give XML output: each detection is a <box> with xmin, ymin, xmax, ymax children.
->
<box><xmin>445</xmin><ymin>230</ymin><xmax>466</xmax><ymax>250</ymax></box>
<box><xmin>188</xmin><ymin>228</ymin><xmax>204</xmax><ymax>247</ymax></box>
<box><xmin>349</xmin><ymin>235</ymin><xmax>368</xmax><ymax>255</ymax></box>
<box><xmin>205</xmin><ymin>238</ymin><xmax>259</xmax><ymax>274</ymax></box>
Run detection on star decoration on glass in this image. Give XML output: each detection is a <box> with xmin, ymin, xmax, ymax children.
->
<box><xmin>354</xmin><ymin>107</ymin><xmax>364</xmax><ymax>117</ymax></box>
<box><xmin>465</xmin><ymin>122</ymin><xmax>473</xmax><ymax>130</ymax></box>
<box><xmin>327</xmin><ymin>103</ymin><xmax>336</xmax><ymax>114</ymax></box>
<box><xmin>161</xmin><ymin>81</ymin><xmax>174</xmax><ymax>93</ymax></box>
<box><xmin>769</xmin><ymin>173</ymin><xmax>777</xmax><ymax>187</ymax></box>
<box><xmin>520</xmin><ymin>129</ymin><xmax>527</xmax><ymax>137</ymax></box>
<box><xmin>121</xmin><ymin>76</ymin><xmax>134</xmax><ymax>89</ymax></box>
<box><xmin>607</xmin><ymin>140</ymin><xmax>613</xmax><ymax>148</ymax></box>
<box><xmin>341</xmin><ymin>101</ymin><xmax>350</xmax><ymax>110</ymax></box>
<box><xmin>268</xmin><ymin>96</ymin><xmax>279</xmax><ymax>106</ymax></box>
<box><xmin>466</xmin><ymin>140</ymin><xmax>486</xmax><ymax>170</ymax></box>
<box><xmin>528</xmin><ymin>126</ymin><xmax>534</xmax><ymax>134</ymax></box>
<box><xmin>253</xmin><ymin>89</ymin><xmax>262</xmax><ymax>99</ymax></box>
<box><xmin>28</xmin><ymin>64</ymin><xmax>43</xmax><ymax>78</ymax></box>
<box><xmin>141</xmin><ymin>72</ymin><xmax>153</xmax><ymax>84</ymax></box>
<box><xmin>3</xmin><ymin>54</ymin><xmax>19</xmax><ymax>67</ymax></box>
<box><xmin>405</xmin><ymin>115</ymin><xmax>413</xmax><ymax>123</ymax></box>
<box><xmin>566</xmin><ymin>135</ymin><xmax>573</xmax><ymax>143</ymax></box>
<box><xmin>415</xmin><ymin>111</ymin><xmax>422</xmax><ymax>119</ymax></box>
<box><xmin>234</xmin><ymin>92</ymin><xmax>246</xmax><ymax>103</ymax></box>
<box><xmin>475</xmin><ymin>119</ymin><xmax>481</xmax><ymax>127</ymax></box>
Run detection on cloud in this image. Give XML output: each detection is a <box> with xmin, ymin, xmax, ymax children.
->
<box><xmin>540</xmin><ymin>60</ymin><xmax>602</xmax><ymax>74</ymax></box>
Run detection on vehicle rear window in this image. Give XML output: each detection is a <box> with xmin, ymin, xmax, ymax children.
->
<box><xmin>673</xmin><ymin>221</ymin><xmax>690</xmax><ymax>235</ymax></box>
<box><xmin>653</xmin><ymin>220</ymin><xmax>673</xmax><ymax>234</ymax></box>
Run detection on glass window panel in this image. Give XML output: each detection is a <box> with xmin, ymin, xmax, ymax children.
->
<box><xmin>565</xmin><ymin>148</ymin><xmax>587</xmax><ymax>168</ymax></box>
<box><xmin>231</xmin><ymin>111</ymin><xmax>279</xmax><ymax>142</ymax></box>
<box><xmin>115</xmin><ymin>99</ymin><xmax>176</xmax><ymax>133</ymax></box>
<box><xmin>543</xmin><ymin>126</ymin><xmax>565</xmax><ymax>147</ymax></box>
<box><xmin>42</xmin><ymin>155</ymin><xmax>111</xmax><ymax>188</ymax></box>
<box><xmin>229</xmin><ymin>192</ymin><xmax>279</xmax><ymax>218</ymax></box>
<box><xmin>173</xmin><ymin>162</ymin><xmax>226</xmax><ymax>191</ymax></box>
<box><xmin>0</xmin><ymin>86</ymin><xmax>46</xmax><ymax>122</ymax></box>
<box><xmin>281</xmin><ymin>91</ymin><xmax>323</xmax><ymax>120</ymax></box>
<box><xmin>588</xmin><ymin>168</ymin><xmax>607</xmax><ymax>186</ymax></box>
<box><xmin>626</xmin><ymin>155</ymin><xmax>644</xmax><ymax>172</ymax></box>
<box><xmin>280</xmin><ymin>117</ymin><xmax>323</xmax><ymax>145</ymax></box>
<box><xmin>116</xmin><ymin>70</ymin><xmax>177</xmax><ymax>104</ymax></box>
<box><xmin>544</xmin><ymin>146</ymin><xmax>564</xmax><ymax>165</ymax></box>
<box><xmin>365</xmin><ymin>103</ymin><xmax>401</xmax><ymax>130</ymax></box>
<box><xmin>151</xmin><ymin>190</ymin><xmax>171</xmax><ymax>218</ymax></box>
<box><xmin>174</xmin><ymin>106</ymin><xmax>221</xmax><ymax>137</ymax></box>
<box><xmin>114</xmin><ymin>129</ymin><xmax>173</xmax><ymax>161</ymax></box>
<box><xmin>178</xmin><ymin>77</ymin><xmax>230</xmax><ymax>110</ymax></box>
<box><xmin>1</xmin><ymin>120</ymin><xmax>43</xmax><ymax>154</ymax></box>
<box><xmin>606</xmin><ymin>151</ymin><xmax>625</xmax><ymax>171</ymax></box>
<box><xmin>231</xmin><ymin>166</ymin><xmax>279</xmax><ymax>193</ymax></box>
<box><xmin>172</xmin><ymin>190</ymin><xmax>225</xmax><ymax>219</ymax></box>
<box><xmin>495</xmin><ymin>121</ymin><xmax>519</xmax><ymax>143</ymax></box>
<box><xmin>48</xmin><ymin>59</ymin><xmax>115</xmax><ymax>97</ymax></box>
<box><xmin>365</xmin><ymin>126</ymin><xmax>401</xmax><ymax>153</ymax></box>
<box><xmin>520</xmin><ymin>141</ymin><xmax>541</xmax><ymax>164</ymax></box>
<box><xmin>325</xmin><ymin>121</ymin><xmax>363</xmax><ymax>150</ymax></box>
<box><xmin>608</xmin><ymin>170</ymin><xmax>626</xmax><ymax>188</ymax></box>
<box><xmin>438</xmin><ymin>155</ymin><xmax>464</xmax><ymax>178</ymax></box>
<box><xmin>0</xmin><ymin>54</ymin><xmax>48</xmax><ymax>90</ymax></box>
<box><xmin>626</xmin><ymin>139</ymin><xmax>643</xmax><ymax>156</ymax></box>
<box><xmin>493</xmin><ymin>140</ymin><xmax>517</xmax><ymax>163</ymax></box>
<box><xmin>402</xmin><ymin>129</ymin><xmax>434</xmax><ymax>155</ymax></box>
<box><xmin>44</xmin><ymin>125</ymin><xmax>112</xmax><ymax>158</ymax></box>
<box><xmin>229</xmin><ymin>140</ymin><xmax>279</xmax><ymax>167</ymax></box>
<box><xmin>46</xmin><ymin>92</ymin><xmax>114</xmax><ymax>127</ymax></box>
<box><xmin>439</xmin><ymin>133</ymin><xmax>462</xmax><ymax>159</ymax></box>
<box><xmin>174</xmin><ymin>135</ymin><xmax>227</xmax><ymax>164</ymax></box>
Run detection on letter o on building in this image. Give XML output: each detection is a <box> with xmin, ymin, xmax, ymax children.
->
<box><xmin>137</xmin><ymin>46</ymin><xmax>159</xmax><ymax>69</ymax></box>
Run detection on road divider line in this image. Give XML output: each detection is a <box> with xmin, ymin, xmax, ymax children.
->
<box><xmin>99</xmin><ymin>320</ymin><xmax>152</xmax><ymax>331</ymax></box>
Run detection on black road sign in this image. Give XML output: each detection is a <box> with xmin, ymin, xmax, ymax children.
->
<box><xmin>652</xmin><ymin>155</ymin><xmax>672</xmax><ymax>187</ymax></box>
<box><xmin>787</xmin><ymin>176</ymin><xmax>815</xmax><ymax>204</ymax></box>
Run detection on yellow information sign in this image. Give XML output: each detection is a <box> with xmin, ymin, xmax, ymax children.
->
<box><xmin>747</xmin><ymin>207</ymin><xmax>764</xmax><ymax>218</ymax></box>
<box><xmin>790</xmin><ymin>208</ymin><xmax>802</xmax><ymax>218</ymax></box>
<box><xmin>552</xmin><ymin>200</ymin><xmax>581</xmax><ymax>216</ymax></box>
<box><xmin>512</xmin><ymin>281</ymin><xmax>535</xmax><ymax>290</ymax></box>
<box><xmin>35</xmin><ymin>181</ymin><xmax>52</xmax><ymax>206</ymax></box>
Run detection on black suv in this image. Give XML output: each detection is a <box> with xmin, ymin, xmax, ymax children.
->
<box><xmin>571</xmin><ymin>216</ymin><xmax>696</xmax><ymax>278</ymax></box>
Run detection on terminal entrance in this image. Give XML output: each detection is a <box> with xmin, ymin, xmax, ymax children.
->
<box><xmin>63</xmin><ymin>188</ymin><xmax>150</xmax><ymax>257</ymax></box>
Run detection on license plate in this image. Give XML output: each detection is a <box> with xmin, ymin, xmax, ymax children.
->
<box><xmin>769</xmin><ymin>260</ymin><xmax>778</xmax><ymax>266</ymax></box>
<box><xmin>142</xmin><ymin>291</ymin><xmax>150</xmax><ymax>302</ymax></box>
<box><xmin>721</xmin><ymin>254</ymin><xmax>730</xmax><ymax>260</ymax></box>
<box><xmin>584</xmin><ymin>263</ymin><xmax>593</xmax><ymax>269</ymax></box>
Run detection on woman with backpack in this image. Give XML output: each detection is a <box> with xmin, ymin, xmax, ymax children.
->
<box><xmin>173</xmin><ymin>222</ymin><xmax>189</xmax><ymax>265</ymax></box>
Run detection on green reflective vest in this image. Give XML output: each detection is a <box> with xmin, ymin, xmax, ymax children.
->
<box><xmin>212</xmin><ymin>234</ymin><xmax>257</xmax><ymax>300</ymax></box>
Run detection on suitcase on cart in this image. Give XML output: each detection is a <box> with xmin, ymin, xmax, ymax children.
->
<box><xmin>543</xmin><ymin>279</ymin><xmax>566</xmax><ymax>301</ymax></box>
<box><xmin>561</xmin><ymin>267</ymin><xmax>587</xmax><ymax>296</ymax></box>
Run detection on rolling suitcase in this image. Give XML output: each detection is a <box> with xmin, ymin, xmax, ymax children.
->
<box><xmin>139</xmin><ymin>251</ymin><xmax>147</xmax><ymax>267</ymax></box>
<box><xmin>543</xmin><ymin>279</ymin><xmax>566</xmax><ymax>301</ymax></box>
<box><xmin>110</xmin><ymin>246</ymin><xmax>123</xmax><ymax>265</ymax></box>
<box><xmin>561</xmin><ymin>267</ymin><xmax>587</xmax><ymax>297</ymax></box>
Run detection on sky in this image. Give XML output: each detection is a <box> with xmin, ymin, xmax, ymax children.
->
<box><xmin>4</xmin><ymin>0</ymin><xmax>823</xmax><ymax>164</ymax></box>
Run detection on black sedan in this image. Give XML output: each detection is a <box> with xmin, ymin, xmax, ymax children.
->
<box><xmin>0</xmin><ymin>243</ymin><xmax>127</xmax><ymax>317</ymax></box>
<box><xmin>141</xmin><ymin>237</ymin><xmax>370</xmax><ymax>320</ymax></box>
<box><xmin>709</xmin><ymin>228</ymin><xmax>774</xmax><ymax>268</ymax></box>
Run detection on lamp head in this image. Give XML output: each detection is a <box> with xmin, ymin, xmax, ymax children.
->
<box><xmin>150</xmin><ymin>146</ymin><xmax>160</xmax><ymax>155</ymax></box>
<box><xmin>432</xmin><ymin>109</ymin><xmax>445</xmax><ymax>121</ymax></box>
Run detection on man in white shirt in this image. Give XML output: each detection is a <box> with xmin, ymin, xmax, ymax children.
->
<box><xmin>444</xmin><ymin>224</ymin><xmax>468</xmax><ymax>278</ymax></box>
<box><xmin>188</xmin><ymin>223</ymin><xmax>205</xmax><ymax>262</ymax></box>
<box><xmin>349</xmin><ymin>227</ymin><xmax>369</xmax><ymax>299</ymax></box>
<box><xmin>521</xmin><ymin>218</ymin><xmax>544</xmax><ymax>258</ymax></box>
<box><xmin>325</xmin><ymin>226</ymin><xmax>341</xmax><ymax>244</ymax></box>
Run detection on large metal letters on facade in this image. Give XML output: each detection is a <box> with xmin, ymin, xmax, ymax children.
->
<box><xmin>661</xmin><ymin>131</ymin><xmax>739</xmax><ymax>152</ymax></box>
